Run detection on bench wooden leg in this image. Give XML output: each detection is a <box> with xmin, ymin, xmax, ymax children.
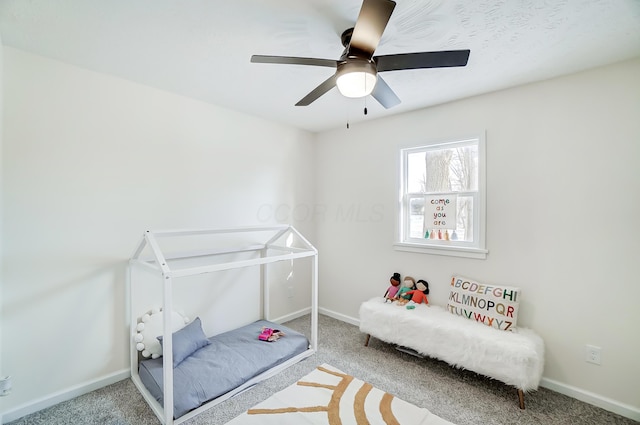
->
<box><xmin>364</xmin><ymin>334</ymin><xmax>371</xmax><ymax>347</ymax></box>
<box><xmin>517</xmin><ymin>389</ymin><xmax>525</xmax><ymax>409</ymax></box>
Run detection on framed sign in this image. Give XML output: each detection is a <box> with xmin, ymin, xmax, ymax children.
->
<box><xmin>424</xmin><ymin>195</ymin><xmax>457</xmax><ymax>230</ymax></box>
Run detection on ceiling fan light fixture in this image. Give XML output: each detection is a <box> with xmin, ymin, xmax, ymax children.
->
<box><xmin>336</xmin><ymin>60</ymin><xmax>377</xmax><ymax>98</ymax></box>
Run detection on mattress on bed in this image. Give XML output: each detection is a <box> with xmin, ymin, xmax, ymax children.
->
<box><xmin>138</xmin><ymin>319</ymin><xmax>309</xmax><ymax>418</ymax></box>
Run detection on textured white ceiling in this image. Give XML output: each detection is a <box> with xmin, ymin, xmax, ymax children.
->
<box><xmin>1</xmin><ymin>0</ymin><xmax>639</xmax><ymax>132</ymax></box>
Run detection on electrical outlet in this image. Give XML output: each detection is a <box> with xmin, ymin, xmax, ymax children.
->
<box><xmin>585</xmin><ymin>345</ymin><xmax>601</xmax><ymax>365</ymax></box>
<box><xmin>287</xmin><ymin>286</ymin><xmax>294</xmax><ymax>298</ymax></box>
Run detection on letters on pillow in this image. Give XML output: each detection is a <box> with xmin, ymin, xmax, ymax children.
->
<box><xmin>446</xmin><ymin>275</ymin><xmax>520</xmax><ymax>331</ymax></box>
<box><xmin>158</xmin><ymin>317</ymin><xmax>211</xmax><ymax>367</ymax></box>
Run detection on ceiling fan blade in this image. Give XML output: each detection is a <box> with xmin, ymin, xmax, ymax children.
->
<box><xmin>251</xmin><ymin>55</ymin><xmax>337</xmax><ymax>68</ymax></box>
<box><xmin>295</xmin><ymin>74</ymin><xmax>338</xmax><ymax>106</ymax></box>
<box><xmin>371</xmin><ymin>75</ymin><xmax>400</xmax><ymax>109</ymax></box>
<box><xmin>375</xmin><ymin>49</ymin><xmax>470</xmax><ymax>72</ymax></box>
<box><xmin>348</xmin><ymin>0</ymin><xmax>396</xmax><ymax>58</ymax></box>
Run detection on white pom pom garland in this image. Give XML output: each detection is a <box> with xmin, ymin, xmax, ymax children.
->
<box><xmin>135</xmin><ymin>308</ymin><xmax>189</xmax><ymax>358</ymax></box>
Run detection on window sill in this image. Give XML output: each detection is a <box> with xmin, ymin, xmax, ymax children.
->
<box><xmin>393</xmin><ymin>242</ymin><xmax>488</xmax><ymax>259</ymax></box>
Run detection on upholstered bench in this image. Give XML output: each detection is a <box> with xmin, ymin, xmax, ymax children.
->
<box><xmin>359</xmin><ymin>297</ymin><xmax>544</xmax><ymax>408</ymax></box>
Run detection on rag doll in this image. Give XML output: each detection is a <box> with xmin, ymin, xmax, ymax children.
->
<box><xmin>259</xmin><ymin>327</ymin><xmax>285</xmax><ymax>342</ymax></box>
<box><xmin>395</xmin><ymin>276</ymin><xmax>416</xmax><ymax>305</ymax></box>
<box><xmin>384</xmin><ymin>272</ymin><xmax>401</xmax><ymax>302</ymax></box>
<box><xmin>405</xmin><ymin>279</ymin><xmax>430</xmax><ymax>305</ymax></box>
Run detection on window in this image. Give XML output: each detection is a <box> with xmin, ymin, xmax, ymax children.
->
<box><xmin>396</xmin><ymin>134</ymin><xmax>487</xmax><ymax>259</ymax></box>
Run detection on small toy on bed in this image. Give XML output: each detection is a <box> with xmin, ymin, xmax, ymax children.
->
<box><xmin>259</xmin><ymin>327</ymin><xmax>285</xmax><ymax>342</ymax></box>
<box><xmin>404</xmin><ymin>279</ymin><xmax>430</xmax><ymax>305</ymax></box>
<box><xmin>384</xmin><ymin>272</ymin><xmax>402</xmax><ymax>302</ymax></box>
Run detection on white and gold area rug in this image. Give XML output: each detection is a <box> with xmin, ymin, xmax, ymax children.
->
<box><xmin>225</xmin><ymin>364</ymin><xmax>455</xmax><ymax>425</ymax></box>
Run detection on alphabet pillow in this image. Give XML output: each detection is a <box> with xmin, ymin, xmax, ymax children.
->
<box><xmin>447</xmin><ymin>275</ymin><xmax>520</xmax><ymax>331</ymax></box>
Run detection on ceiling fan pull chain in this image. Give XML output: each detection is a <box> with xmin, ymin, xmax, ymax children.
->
<box><xmin>346</xmin><ymin>102</ymin><xmax>351</xmax><ymax>129</ymax></box>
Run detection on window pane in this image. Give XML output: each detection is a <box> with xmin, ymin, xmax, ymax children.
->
<box><xmin>408</xmin><ymin>197</ymin><xmax>425</xmax><ymax>238</ymax></box>
<box><xmin>407</xmin><ymin>152</ymin><xmax>426</xmax><ymax>193</ymax></box>
<box><xmin>448</xmin><ymin>145</ymin><xmax>478</xmax><ymax>192</ymax></box>
<box><xmin>454</xmin><ymin>196</ymin><xmax>473</xmax><ymax>242</ymax></box>
<box><xmin>409</xmin><ymin>145</ymin><xmax>478</xmax><ymax>193</ymax></box>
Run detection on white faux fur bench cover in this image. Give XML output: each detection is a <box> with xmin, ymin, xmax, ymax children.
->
<box><xmin>359</xmin><ymin>297</ymin><xmax>544</xmax><ymax>392</ymax></box>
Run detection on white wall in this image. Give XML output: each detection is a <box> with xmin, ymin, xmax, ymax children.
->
<box><xmin>0</xmin><ymin>47</ymin><xmax>316</xmax><ymax>417</ymax></box>
<box><xmin>315</xmin><ymin>59</ymin><xmax>640</xmax><ymax>415</ymax></box>
<box><xmin>0</xmin><ymin>33</ymin><xmax>4</xmax><ymax>424</ymax></box>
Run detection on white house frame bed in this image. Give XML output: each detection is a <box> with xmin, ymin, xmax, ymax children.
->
<box><xmin>128</xmin><ymin>225</ymin><xmax>318</xmax><ymax>425</ymax></box>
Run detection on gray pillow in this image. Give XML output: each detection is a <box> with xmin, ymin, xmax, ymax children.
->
<box><xmin>157</xmin><ymin>317</ymin><xmax>211</xmax><ymax>367</ymax></box>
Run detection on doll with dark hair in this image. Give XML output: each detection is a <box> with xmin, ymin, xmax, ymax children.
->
<box><xmin>405</xmin><ymin>279</ymin><xmax>430</xmax><ymax>304</ymax></box>
<box><xmin>384</xmin><ymin>272</ymin><xmax>402</xmax><ymax>302</ymax></box>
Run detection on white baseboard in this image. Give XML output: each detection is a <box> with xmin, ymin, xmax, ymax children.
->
<box><xmin>540</xmin><ymin>377</ymin><xmax>640</xmax><ymax>421</ymax></box>
<box><xmin>1</xmin><ymin>369</ymin><xmax>130</xmax><ymax>424</ymax></box>
<box><xmin>271</xmin><ymin>306</ymin><xmax>311</xmax><ymax>324</ymax></box>
<box><xmin>318</xmin><ymin>307</ymin><xmax>360</xmax><ymax>326</ymax></box>
<box><xmin>273</xmin><ymin>307</ymin><xmax>361</xmax><ymax>326</ymax></box>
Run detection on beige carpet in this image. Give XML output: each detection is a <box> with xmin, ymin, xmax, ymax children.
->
<box><xmin>225</xmin><ymin>364</ymin><xmax>455</xmax><ymax>425</ymax></box>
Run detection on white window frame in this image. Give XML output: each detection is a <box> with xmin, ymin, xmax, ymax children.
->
<box><xmin>394</xmin><ymin>133</ymin><xmax>487</xmax><ymax>259</ymax></box>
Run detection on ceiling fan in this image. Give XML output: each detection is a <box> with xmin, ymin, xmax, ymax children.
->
<box><xmin>251</xmin><ymin>0</ymin><xmax>470</xmax><ymax>109</ymax></box>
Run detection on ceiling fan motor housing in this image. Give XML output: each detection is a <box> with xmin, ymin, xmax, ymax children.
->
<box><xmin>336</xmin><ymin>58</ymin><xmax>378</xmax><ymax>98</ymax></box>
